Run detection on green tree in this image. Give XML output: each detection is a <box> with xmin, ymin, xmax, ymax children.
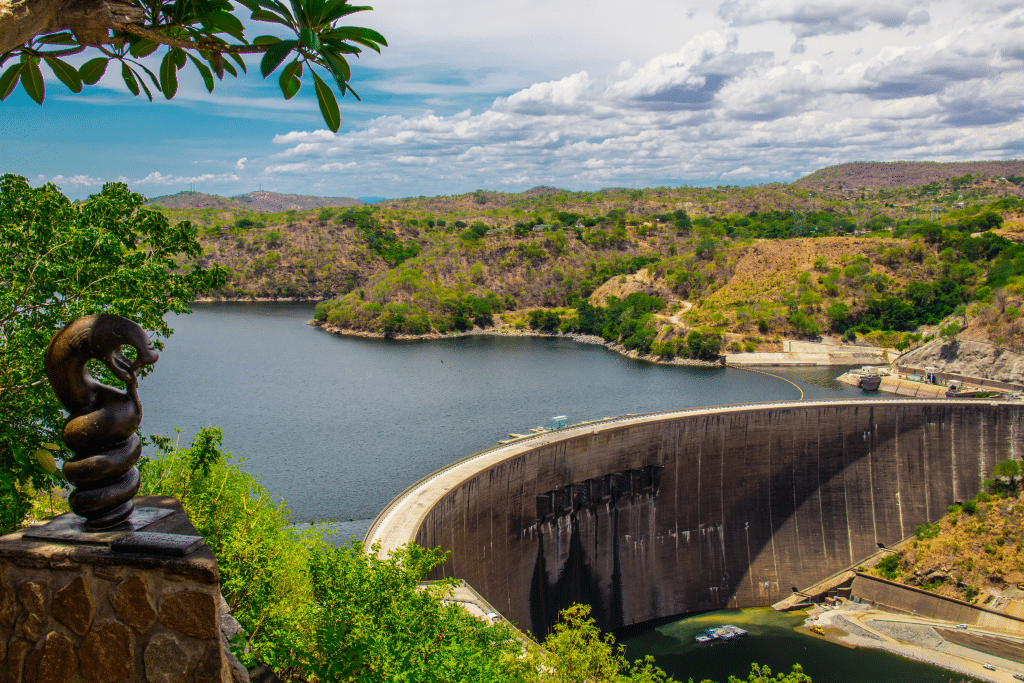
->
<box><xmin>540</xmin><ymin>604</ymin><xmax>670</xmax><ymax>683</ymax></box>
<box><xmin>0</xmin><ymin>0</ymin><xmax>386</xmax><ymax>131</ymax></box>
<box><xmin>0</xmin><ymin>174</ymin><xmax>226</xmax><ymax>533</ymax></box>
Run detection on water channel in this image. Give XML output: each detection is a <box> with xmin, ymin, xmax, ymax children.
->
<box><xmin>139</xmin><ymin>302</ymin><xmax>975</xmax><ymax>683</ymax></box>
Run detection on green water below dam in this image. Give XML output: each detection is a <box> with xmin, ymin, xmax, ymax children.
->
<box><xmin>624</xmin><ymin>609</ymin><xmax>980</xmax><ymax>683</ymax></box>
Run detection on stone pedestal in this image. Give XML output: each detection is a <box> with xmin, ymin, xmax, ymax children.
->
<box><xmin>0</xmin><ymin>496</ymin><xmax>247</xmax><ymax>683</ymax></box>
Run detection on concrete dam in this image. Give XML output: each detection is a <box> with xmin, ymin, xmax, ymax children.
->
<box><xmin>366</xmin><ymin>400</ymin><xmax>1024</xmax><ymax>637</ymax></box>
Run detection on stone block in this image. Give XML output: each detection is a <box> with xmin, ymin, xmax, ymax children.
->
<box><xmin>159</xmin><ymin>591</ymin><xmax>217</xmax><ymax>639</ymax></box>
<box><xmin>25</xmin><ymin>631</ymin><xmax>77</xmax><ymax>683</ymax></box>
<box><xmin>144</xmin><ymin>632</ymin><xmax>195</xmax><ymax>683</ymax></box>
<box><xmin>192</xmin><ymin>644</ymin><xmax>225</xmax><ymax>683</ymax></box>
<box><xmin>79</xmin><ymin>622</ymin><xmax>133</xmax><ymax>683</ymax></box>
<box><xmin>53</xmin><ymin>575</ymin><xmax>93</xmax><ymax>636</ymax></box>
<box><xmin>14</xmin><ymin>582</ymin><xmax>47</xmax><ymax>642</ymax></box>
<box><xmin>0</xmin><ymin>565</ymin><xmax>14</xmax><ymax>626</ymax></box>
<box><xmin>7</xmin><ymin>638</ymin><xmax>32</xmax><ymax>683</ymax></box>
<box><xmin>110</xmin><ymin>575</ymin><xmax>156</xmax><ymax>634</ymax></box>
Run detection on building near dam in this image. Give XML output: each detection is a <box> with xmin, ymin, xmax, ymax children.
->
<box><xmin>367</xmin><ymin>400</ymin><xmax>1023</xmax><ymax>637</ymax></box>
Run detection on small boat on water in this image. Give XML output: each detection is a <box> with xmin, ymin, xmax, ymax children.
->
<box><xmin>694</xmin><ymin>624</ymin><xmax>748</xmax><ymax>643</ymax></box>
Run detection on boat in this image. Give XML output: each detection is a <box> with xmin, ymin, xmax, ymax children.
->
<box><xmin>695</xmin><ymin>624</ymin><xmax>748</xmax><ymax>643</ymax></box>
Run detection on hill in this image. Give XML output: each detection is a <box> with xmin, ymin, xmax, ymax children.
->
<box><xmin>868</xmin><ymin>474</ymin><xmax>1024</xmax><ymax>611</ymax></box>
<box><xmin>157</xmin><ymin>161</ymin><xmax>1024</xmax><ymax>363</ymax></box>
<box><xmin>147</xmin><ymin>190</ymin><xmax>364</xmax><ymax>213</ymax></box>
<box><xmin>795</xmin><ymin>160</ymin><xmax>1024</xmax><ymax>189</ymax></box>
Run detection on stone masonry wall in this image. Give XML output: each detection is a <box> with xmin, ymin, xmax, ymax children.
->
<box><xmin>0</xmin><ymin>496</ymin><xmax>247</xmax><ymax>683</ymax></box>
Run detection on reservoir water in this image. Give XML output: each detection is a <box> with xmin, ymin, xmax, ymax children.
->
<box><xmin>143</xmin><ymin>303</ymin><xmax>972</xmax><ymax>683</ymax></box>
<box><xmin>142</xmin><ymin>302</ymin><xmax>864</xmax><ymax>528</ymax></box>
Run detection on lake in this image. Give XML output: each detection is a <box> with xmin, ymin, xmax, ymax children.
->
<box><xmin>141</xmin><ymin>302</ymin><xmax>865</xmax><ymax>529</ymax></box>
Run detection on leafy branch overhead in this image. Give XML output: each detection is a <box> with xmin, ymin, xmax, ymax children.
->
<box><xmin>0</xmin><ymin>0</ymin><xmax>386</xmax><ymax>131</ymax></box>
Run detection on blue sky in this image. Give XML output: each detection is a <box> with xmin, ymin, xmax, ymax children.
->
<box><xmin>2</xmin><ymin>0</ymin><xmax>1023</xmax><ymax>201</ymax></box>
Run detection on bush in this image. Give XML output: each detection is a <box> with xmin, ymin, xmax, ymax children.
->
<box><xmin>876</xmin><ymin>554</ymin><xmax>901</xmax><ymax>580</ymax></box>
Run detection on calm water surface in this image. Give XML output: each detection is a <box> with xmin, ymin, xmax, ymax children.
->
<box><xmin>143</xmin><ymin>302</ymin><xmax>867</xmax><ymax>526</ymax></box>
<box><xmin>623</xmin><ymin>609</ymin><xmax>980</xmax><ymax>683</ymax></box>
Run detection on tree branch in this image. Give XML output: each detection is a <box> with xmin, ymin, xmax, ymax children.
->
<box><xmin>116</xmin><ymin>23</ymin><xmax>270</xmax><ymax>54</ymax></box>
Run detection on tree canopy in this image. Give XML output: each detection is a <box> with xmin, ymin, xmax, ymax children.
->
<box><xmin>0</xmin><ymin>173</ymin><xmax>226</xmax><ymax>532</ymax></box>
<box><xmin>0</xmin><ymin>0</ymin><xmax>386</xmax><ymax>131</ymax></box>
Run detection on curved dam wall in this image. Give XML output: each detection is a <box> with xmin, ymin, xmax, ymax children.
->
<box><xmin>392</xmin><ymin>401</ymin><xmax>1024</xmax><ymax>637</ymax></box>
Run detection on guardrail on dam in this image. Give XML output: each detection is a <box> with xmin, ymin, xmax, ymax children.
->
<box><xmin>366</xmin><ymin>400</ymin><xmax>1024</xmax><ymax>637</ymax></box>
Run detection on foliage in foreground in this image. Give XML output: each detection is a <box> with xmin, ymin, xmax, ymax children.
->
<box><xmin>140</xmin><ymin>427</ymin><xmax>812</xmax><ymax>683</ymax></box>
<box><xmin>0</xmin><ymin>174</ymin><xmax>225</xmax><ymax>534</ymax></box>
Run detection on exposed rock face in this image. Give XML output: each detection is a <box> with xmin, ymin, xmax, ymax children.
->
<box><xmin>897</xmin><ymin>338</ymin><xmax>1024</xmax><ymax>385</ymax></box>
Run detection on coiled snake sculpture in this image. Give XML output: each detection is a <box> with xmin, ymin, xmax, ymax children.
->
<box><xmin>45</xmin><ymin>315</ymin><xmax>159</xmax><ymax>530</ymax></box>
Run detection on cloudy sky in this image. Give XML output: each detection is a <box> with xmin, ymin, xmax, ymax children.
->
<box><xmin>3</xmin><ymin>0</ymin><xmax>1023</xmax><ymax>200</ymax></box>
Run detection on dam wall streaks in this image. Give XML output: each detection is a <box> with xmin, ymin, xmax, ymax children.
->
<box><xmin>366</xmin><ymin>400</ymin><xmax>1024</xmax><ymax>637</ymax></box>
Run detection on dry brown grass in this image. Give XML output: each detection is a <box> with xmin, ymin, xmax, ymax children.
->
<box><xmin>885</xmin><ymin>492</ymin><xmax>1024</xmax><ymax>606</ymax></box>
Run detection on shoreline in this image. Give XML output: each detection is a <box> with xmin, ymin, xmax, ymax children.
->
<box><xmin>808</xmin><ymin>604</ymin><xmax>1021</xmax><ymax>682</ymax></box>
<box><xmin>310</xmin><ymin>319</ymin><xmax>722</xmax><ymax>368</ymax></box>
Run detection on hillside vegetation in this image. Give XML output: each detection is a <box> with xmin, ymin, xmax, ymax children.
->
<box><xmin>869</xmin><ymin>461</ymin><xmax>1024</xmax><ymax>608</ymax></box>
<box><xmin>156</xmin><ymin>161</ymin><xmax>1024</xmax><ymax>359</ymax></box>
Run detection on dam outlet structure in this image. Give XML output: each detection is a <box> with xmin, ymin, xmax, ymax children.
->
<box><xmin>366</xmin><ymin>400</ymin><xmax>1024</xmax><ymax>637</ymax></box>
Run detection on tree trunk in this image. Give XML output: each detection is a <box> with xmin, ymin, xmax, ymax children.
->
<box><xmin>0</xmin><ymin>0</ymin><xmax>142</xmax><ymax>55</ymax></box>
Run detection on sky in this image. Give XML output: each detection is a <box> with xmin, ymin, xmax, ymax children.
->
<box><xmin>2</xmin><ymin>0</ymin><xmax>1023</xmax><ymax>201</ymax></box>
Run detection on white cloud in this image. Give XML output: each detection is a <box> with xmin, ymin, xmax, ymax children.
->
<box><xmin>261</xmin><ymin>10</ymin><xmax>1024</xmax><ymax>196</ymax></box>
<box><xmin>48</xmin><ymin>175</ymin><xmax>104</xmax><ymax>188</ymax></box>
<box><xmin>236</xmin><ymin>157</ymin><xmax>248</xmax><ymax>170</ymax></box>
<box><xmin>135</xmin><ymin>172</ymin><xmax>240</xmax><ymax>185</ymax></box>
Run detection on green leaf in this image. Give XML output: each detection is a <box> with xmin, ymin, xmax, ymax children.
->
<box><xmin>187</xmin><ymin>53</ymin><xmax>215</xmax><ymax>93</ymax></box>
<box><xmin>136</xmin><ymin>74</ymin><xmax>153</xmax><ymax>101</ymax></box>
<box><xmin>221</xmin><ymin>59</ymin><xmax>238</xmax><ymax>77</ymax></box>
<box><xmin>160</xmin><ymin>51</ymin><xmax>178</xmax><ymax>99</ymax></box>
<box><xmin>36</xmin><ymin>32</ymin><xmax>78</xmax><ymax>46</ymax></box>
<box><xmin>260</xmin><ymin>39</ymin><xmax>297</xmax><ymax>77</ymax></box>
<box><xmin>19</xmin><ymin>56</ymin><xmax>44</xmax><ymax>104</ymax></box>
<box><xmin>227</xmin><ymin>52</ymin><xmax>246</xmax><ymax>74</ymax></box>
<box><xmin>311</xmin><ymin>69</ymin><xmax>340</xmax><ymax>132</ymax></box>
<box><xmin>253</xmin><ymin>35</ymin><xmax>282</xmax><ymax>45</ymax></box>
<box><xmin>34</xmin><ymin>449</ymin><xmax>58</xmax><ymax>474</ymax></box>
<box><xmin>207</xmin><ymin>11</ymin><xmax>246</xmax><ymax>42</ymax></box>
<box><xmin>40</xmin><ymin>443</ymin><xmax>59</xmax><ymax>451</ymax></box>
<box><xmin>43</xmin><ymin>55</ymin><xmax>82</xmax><ymax>93</ymax></box>
<box><xmin>121</xmin><ymin>62</ymin><xmax>140</xmax><ymax>96</ymax></box>
<box><xmin>250</xmin><ymin>9</ymin><xmax>293</xmax><ymax>27</ymax></box>
<box><xmin>323</xmin><ymin>52</ymin><xmax>350</xmax><ymax>92</ymax></box>
<box><xmin>323</xmin><ymin>25</ymin><xmax>387</xmax><ymax>50</ymax></box>
<box><xmin>0</xmin><ymin>63</ymin><xmax>22</xmax><ymax>101</ymax></box>
<box><xmin>79</xmin><ymin>58</ymin><xmax>108</xmax><ymax>85</ymax></box>
<box><xmin>299</xmin><ymin>28</ymin><xmax>320</xmax><ymax>50</ymax></box>
<box><xmin>279</xmin><ymin>61</ymin><xmax>300</xmax><ymax>99</ymax></box>
<box><xmin>130</xmin><ymin>38</ymin><xmax>159</xmax><ymax>58</ymax></box>
<box><xmin>171</xmin><ymin>47</ymin><xmax>186</xmax><ymax>69</ymax></box>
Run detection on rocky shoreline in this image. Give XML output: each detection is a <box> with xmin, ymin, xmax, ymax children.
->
<box><xmin>310</xmin><ymin>319</ymin><xmax>722</xmax><ymax>368</ymax></box>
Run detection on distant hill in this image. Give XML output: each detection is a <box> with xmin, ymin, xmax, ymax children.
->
<box><xmin>795</xmin><ymin>160</ymin><xmax>1024</xmax><ymax>189</ymax></box>
<box><xmin>357</xmin><ymin>196</ymin><xmax>388</xmax><ymax>204</ymax></box>
<box><xmin>147</xmin><ymin>190</ymin><xmax>364</xmax><ymax>213</ymax></box>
